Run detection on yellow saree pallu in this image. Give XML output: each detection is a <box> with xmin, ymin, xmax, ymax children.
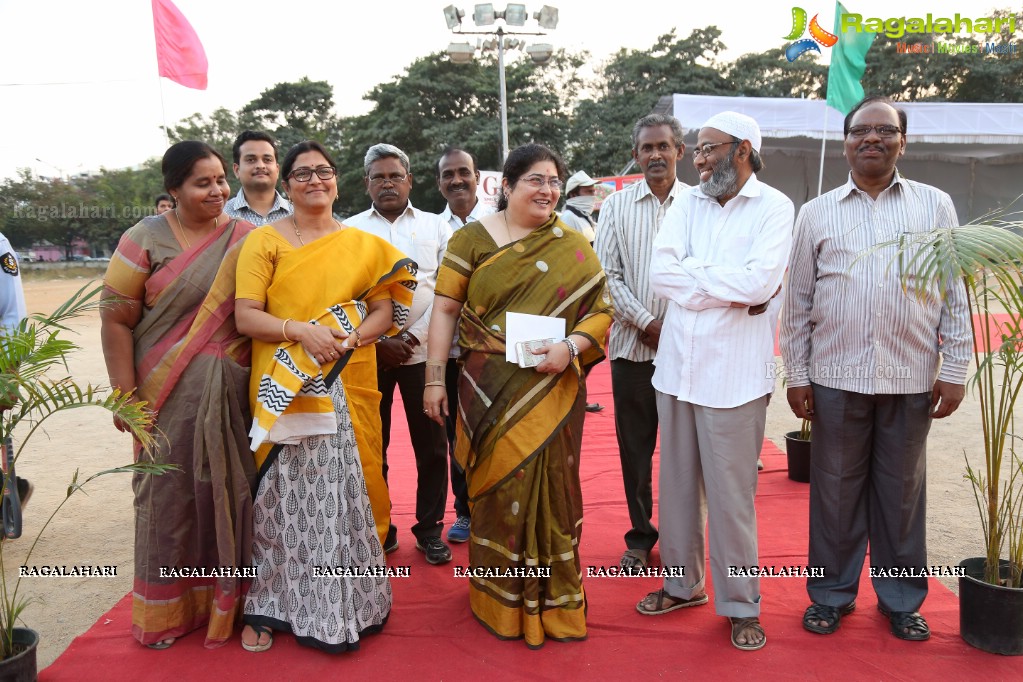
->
<box><xmin>105</xmin><ymin>216</ymin><xmax>256</xmax><ymax>648</ymax></box>
<box><xmin>435</xmin><ymin>215</ymin><xmax>613</xmax><ymax>648</ymax></box>
<box><xmin>245</xmin><ymin>227</ymin><xmax>417</xmax><ymax>547</ymax></box>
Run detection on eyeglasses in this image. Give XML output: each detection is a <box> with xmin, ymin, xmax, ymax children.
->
<box><xmin>846</xmin><ymin>125</ymin><xmax>903</xmax><ymax>138</ymax></box>
<box><xmin>368</xmin><ymin>173</ymin><xmax>409</xmax><ymax>186</ymax></box>
<box><xmin>288</xmin><ymin>166</ymin><xmax>337</xmax><ymax>182</ymax></box>
<box><xmin>692</xmin><ymin>142</ymin><xmax>733</xmax><ymax>159</ymax></box>
<box><xmin>520</xmin><ymin>175</ymin><xmax>564</xmax><ymax>191</ymax></box>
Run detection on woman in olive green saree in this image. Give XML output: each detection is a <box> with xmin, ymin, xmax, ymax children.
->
<box><xmin>424</xmin><ymin>144</ymin><xmax>613</xmax><ymax>648</ymax></box>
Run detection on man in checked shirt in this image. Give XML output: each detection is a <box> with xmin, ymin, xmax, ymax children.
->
<box><xmin>781</xmin><ymin>96</ymin><xmax>972</xmax><ymax>643</ymax></box>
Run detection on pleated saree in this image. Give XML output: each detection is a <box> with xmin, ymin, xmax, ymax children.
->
<box><xmin>435</xmin><ymin>215</ymin><xmax>612</xmax><ymax>648</ymax></box>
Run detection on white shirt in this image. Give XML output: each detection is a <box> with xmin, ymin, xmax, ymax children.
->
<box><xmin>345</xmin><ymin>202</ymin><xmax>452</xmax><ymax>365</ymax></box>
<box><xmin>438</xmin><ymin>200</ymin><xmax>496</xmax><ymax>358</ymax></box>
<box><xmin>595</xmin><ymin>178</ymin><xmax>687</xmax><ymax>362</ymax></box>
<box><xmin>780</xmin><ymin>172</ymin><xmax>972</xmax><ymax>393</ymax></box>
<box><xmin>439</xmin><ymin>199</ymin><xmax>496</xmax><ymax>231</ymax></box>
<box><xmin>650</xmin><ymin>175</ymin><xmax>794</xmax><ymax>408</ymax></box>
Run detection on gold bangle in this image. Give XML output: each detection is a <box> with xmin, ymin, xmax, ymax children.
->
<box><xmin>352</xmin><ymin>328</ymin><xmax>362</xmax><ymax>347</ymax></box>
<box><xmin>424</xmin><ymin>381</ymin><xmax>446</xmax><ymax>387</ymax></box>
<box><xmin>425</xmin><ymin>359</ymin><xmax>446</xmax><ymax>367</ymax></box>
<box><xmin>425</xmin><ymin>364</ymin><xmax>445</xmax><ymax>383</ymax></box>
<box><xmin>282</xmin><ymin>318</ymin><xmax>292</xmax><ymax>342</ymax></box>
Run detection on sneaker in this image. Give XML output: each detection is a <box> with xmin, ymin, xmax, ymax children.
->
<box><xmin>16</xmin><ymin>477</ymin><xmax>32</xmax><ymax>510</ymax></box>
<box><xmin>447</xmin><ymin>516</ymin><xmax>470</xmax><ymax>543</ymax></box>
<box><xmin>416</xmin><ymin>536</ymin><xmax>452</xmax><ymax>565</ymax></box>
<box><xmin>383</xmin><ymin>526</ymin><xmax>399</xmax><ymax>554</ymax></box>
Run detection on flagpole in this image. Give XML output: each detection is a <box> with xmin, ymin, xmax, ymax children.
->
<box><xmin>158</xmin><ymin>77</ymin><xmax>169</xmax><ymax>147</ymax></box>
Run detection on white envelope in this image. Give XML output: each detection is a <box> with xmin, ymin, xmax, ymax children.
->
<box><xmin>505</xmin><ymin>312</ymin><xmax>566</xmax><ymax>363</ymax></box>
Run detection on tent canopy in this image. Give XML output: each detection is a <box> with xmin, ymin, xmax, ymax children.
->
<box><xmin>667</xmin><ymin>95</ymin><xmax>1023</xmax><ymax>219</ymax></box>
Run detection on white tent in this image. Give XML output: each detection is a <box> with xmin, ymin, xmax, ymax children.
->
<box><xmin>667</xmin><ymin>94</ymin><xmax>1023</xmax><ymax>220</ymax></box>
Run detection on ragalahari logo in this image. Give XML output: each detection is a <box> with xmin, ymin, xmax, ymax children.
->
<box><xmin>785</xmin><ymin>7</ymin><xmax>839</xmax><ymax>61</ymax></box>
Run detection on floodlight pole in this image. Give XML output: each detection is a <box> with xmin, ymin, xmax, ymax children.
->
<box><xmin>497</xmin><ymin>27</ymin><xmax>510</xmax><ymax>161</ymax></box>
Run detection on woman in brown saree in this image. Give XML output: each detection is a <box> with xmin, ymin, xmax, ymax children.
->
<box><xmin>101</xmin><ymin>141</ymin><xmax>256</xmax><ymax>649</ymax></box>
<box><xmin>423</xmin><ymin>143</ymin><xmax>613</xmax><ymax>648</ymax></box>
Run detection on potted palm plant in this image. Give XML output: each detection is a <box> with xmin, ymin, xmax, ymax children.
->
<box><xmin>892</xmin><ymin>212</ymin><xmax>1023</xmax><ymax>655</ymax></box>
<box><xmin>784</xmin><ymin>418</ymin><xmax>812</xmax><ymax>483</ymax></box>
<box><xmin>0</xmin><ymin>283</ymin><xmax>170</xmax><ymax>679</ymax></box>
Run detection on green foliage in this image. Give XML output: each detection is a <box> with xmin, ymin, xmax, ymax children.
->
<box><xmin>0</xmin><ymin>283</ymin><xmax>173</xmax><ymax>660</ymax></box>
<box><xmin>241</xmin><ymin>77</ymin><xmax>343</xmax><ymax>154</ymax></box>
<box><xmin>886</xmin><ymin>208</ymin><xmax>1023</xmax><ymax>588</ymax></box>
<box><xmin>567</xmin><ymin>28</ymin><xmax>731</xmax><ymax>177</ymax></box>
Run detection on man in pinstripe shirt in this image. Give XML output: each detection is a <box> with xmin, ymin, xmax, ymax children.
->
<box><xmin>781</xmin><ymin>97</ymin><xmax>972</xmax><ymax>642</ymax></box>
<box><xmin>595</xmin><ymin>114</ymin><xmax>688</xmax><ymax>572</ymax></box>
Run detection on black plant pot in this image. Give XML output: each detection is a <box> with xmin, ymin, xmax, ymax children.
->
<box><xmin>784</xmin><ymin>431</ymin><xmax>811</xmax><ymax>483</ymax></box>
<box><xmin>0</xmin><ymin>627</ymin><xmax>38</xmax><ymax>681</ymax></box>
<box><xmin>959</xmin><ymin>557</ymin><xmax>1023</xmax><ymax>655</ymax></box>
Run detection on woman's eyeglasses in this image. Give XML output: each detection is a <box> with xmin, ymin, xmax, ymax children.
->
<box><xmin>521</xmin><ymin>175</ymin><xmax>563</xmax><ymax>191</ymax></box>
<box><xmin>288</xmin><ymin>166</ymin><xmax>337</xmax><ymax>182</ymax></box>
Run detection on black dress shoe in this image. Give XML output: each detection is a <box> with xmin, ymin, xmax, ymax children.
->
<box><xmin>585</xmin><ymin>403</ymin><xmax>604</xmax><ymax>413</ymax></box>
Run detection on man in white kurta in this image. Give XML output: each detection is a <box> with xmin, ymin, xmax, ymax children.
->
<box><xmin>638</xmin><ymin>112</ymin><xmax>793</xmax><ymax>651</ymax></box>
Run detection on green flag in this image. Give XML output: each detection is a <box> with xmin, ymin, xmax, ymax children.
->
<box><xmin>826</xmin><ymin>2</ymin><xmax>874</xmax><ymax>114</ymax></box>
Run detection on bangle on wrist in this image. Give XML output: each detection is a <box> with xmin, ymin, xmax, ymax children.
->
<box><xmin>562</xmin><ymin>337</ymin><xmax>579</xmax><ymax>362</ymax></box>
<box><xmin>424</xmin><ymin>381</ymin><xmax>446</xmax><ymax>387</ymax></box>
<box><xmin>282</xmin><ymin>318</ymin><xmax>293</xmax><ymax>342</ymax></box>
<box><xmin>425</xmin><ymin>363</ymin><xmax>445</xmax><ymax>383</ymax></box>
<box><xmin>425</xmin><ymin>359</ymin><xmax>446</xmax><ymax>367</ymax></box>
<box><xmin>352</xmin><ymin>328</ymin><xmax>362</xmax><ymax>347</ymax></box>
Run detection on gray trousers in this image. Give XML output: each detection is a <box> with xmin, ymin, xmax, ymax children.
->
<box><xmin>656</xmin><ymin>391</ymin><xmax>766</xmax><ymax>618</ymax></box>
<box><xmin>807</xmin><ymin>383</ymin><xmax>931</xmax><ymax>612</ymax></box>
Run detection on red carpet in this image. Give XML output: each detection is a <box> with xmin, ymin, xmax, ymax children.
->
<box><xmin>43</xmin><ymin>362</ymin><xmax>1019</xmax><ymax>681</ymax></box>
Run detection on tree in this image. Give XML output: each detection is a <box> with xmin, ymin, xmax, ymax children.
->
<box><xmin>728</xmin><ymin>48</ymin><xmax>826</xmax><ymax>99</ymax></box>
<box><xmin>164</xmin><ymin>106</ymin><xmax>242</xmax><ymax>165</ymax></box>
<box><xmin>334</xmin><ymin>51</ymin><xmax>577</xmax><ymax>216</ymax></box>
<box><xmin>567</xmin><ymin>28</ymin><xmax>732</xmax><ymax>177</ymax></box>
<box><xmin>241</xmin><ymin>77</ymin><xmax>342</xmax><ymax>152</ymax></box>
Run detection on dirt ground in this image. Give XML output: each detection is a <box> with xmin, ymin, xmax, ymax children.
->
<box><xmin>2</xmin><ymin>276</ymin><xmax>985</xmax><ymax>670</ymax></box>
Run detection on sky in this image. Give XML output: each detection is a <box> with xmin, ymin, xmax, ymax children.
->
<box><xmin>0</xmin><ymin>0</ymin><xmax>1014</xmax><ymax>181</ymax></box>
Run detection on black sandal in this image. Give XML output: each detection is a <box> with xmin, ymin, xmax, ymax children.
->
<box><xmin>878</xmin><ymin>605</ymin><xmax>930</xmax><ymax>641</ymax></box>
<box><xmin>802</xmin><ymin>601</ymin><xmax>856</xmax><ymax>634</ymax></box>
<box><xmin>241</xmin><ymin>624</ymin><xmax>274</xmax><ymax>652</ymax></box>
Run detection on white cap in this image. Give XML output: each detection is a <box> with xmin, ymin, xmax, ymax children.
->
<box><xmin>565</xmin><ymin>170</ymin><xmax>597</xmax><ymax>195</ymax></box>
<box><xmin>701</xmin><ymin>111</ymin><xmax>762</xmax><ymax>152</ymax></box>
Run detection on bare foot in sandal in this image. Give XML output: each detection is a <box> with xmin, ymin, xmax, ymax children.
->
<box><xmin>241</xmin><ymin>624</ymin><xmax>273</xmax><ymax>653</ymax></box>
<box><xmin>636</xmin><ymin>589</ymin><xmax>708</xmax><ymax>615</ymax></box>
<box><xmin>730</xmin><ymin>617</ymin><xmax>766</xmax><ymax>651</ymax></box>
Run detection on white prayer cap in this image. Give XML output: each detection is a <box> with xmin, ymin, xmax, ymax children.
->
<box><xmin>701</xmin><ymin>111</ymin><xmax>762</xmax><ymax>152</ymax></box>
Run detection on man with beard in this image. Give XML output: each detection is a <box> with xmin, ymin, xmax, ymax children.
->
<box><xmin>346</xmin><ymin>143</ymin><xmax>454</xmax><ymax>565</ymax></box>
<box><xmin>782</xmin><ymin>97</ymin><xmax>970</xmax><ymax>642</ymax></box>
<box><xmin>224</xmin><ymin>131</ymin><xmax>292</xmax><ymax>225</ymax></box>
<box><xmin>595</xmin><ymin>114</ymin><xmax>688</xmax><ymax>571</ymax></box>
<box><xmin>435</xmin><ymin>147</ymin><xmax>495</xmax><ymax>545</ymax></box>
<box><xmin>560</xmin><ymin>171</ymin><xmax>598</xmax><ymax>244</ymax></box>
<box><xmin>636</xmin><ymin>112</ymin><xmax>793</xmax><ymax>652</ymax></box>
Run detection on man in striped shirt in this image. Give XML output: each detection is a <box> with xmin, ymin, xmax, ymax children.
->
<box><xmin>595</xmin><ymin>114</ymin><xmax>688</xmax><ymax>573</ymax></box>
<box><xmin>781</xmin><ymin>96</ymin><xmax>972</xmax><ymax>643</ymax></box>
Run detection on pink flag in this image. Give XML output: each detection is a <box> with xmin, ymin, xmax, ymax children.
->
<box><xmin>151</xmin><ymin>0</ymin><xmax>208</xmax><ymax>90</ymax></box>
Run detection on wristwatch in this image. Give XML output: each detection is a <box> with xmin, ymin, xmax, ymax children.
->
<box><xmin>400</xmin><ymin>331</ymin><xmax>419</xmax><ymax>347</ymax></box>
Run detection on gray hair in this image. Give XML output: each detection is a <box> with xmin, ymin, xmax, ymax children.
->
<box><xmin>631</xmin><ymin>114</ymin><xmax>686</xmax><ymax>150</ymax></box>
<box><xmin>749</xmin><ymin>148</ymin><xmax>764</xmax><ymax>173</ymax></box>
<box><xmin>364</xmin><ymin>143</ymin><xmax>410</xmax><ymax>176</ymax></box>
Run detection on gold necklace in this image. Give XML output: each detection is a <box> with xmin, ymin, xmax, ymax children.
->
<box><xmin>174</xmin><ymin>209</ymin><xmax>216</xmax><ymax>249</ymax></box>
<box><xmin>502</xmin><ymin>210</ymin><xmax>517</xmax><ymax>243</ymax></box>
<box><xmin>293</xmin><ymin>217</ymin><xmax>342</xmax><ymax>246</ymax></box>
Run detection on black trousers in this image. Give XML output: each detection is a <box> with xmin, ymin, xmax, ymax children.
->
<box><xmin>445</xmin><ymin>358</ymin><xmax>470</xmax><ymax>518</ymax></box>
<box><xmin>610</xmin><ymin>358</ymin><xmax>660</xmax><ymax>552</ymax></box>
<box><xmin>807</xmin><ymin>383</ymin><xmax>931</xmax><ymax>612</ymax></box>
<box><xmin>378</xmin><ymin>362</ymin><xmax>449</xmax><ymax>541</ymax></box>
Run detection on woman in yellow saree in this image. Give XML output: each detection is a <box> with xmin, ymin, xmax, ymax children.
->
<box><xmin>235</xmin><ymin>141</ymin><xmax>415</xmax><ymax>654</ymax></box>
<box><xmin>423</xmin><ymin>144</ymin><xmax>613</xmax><ymax>648</ymax></box>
